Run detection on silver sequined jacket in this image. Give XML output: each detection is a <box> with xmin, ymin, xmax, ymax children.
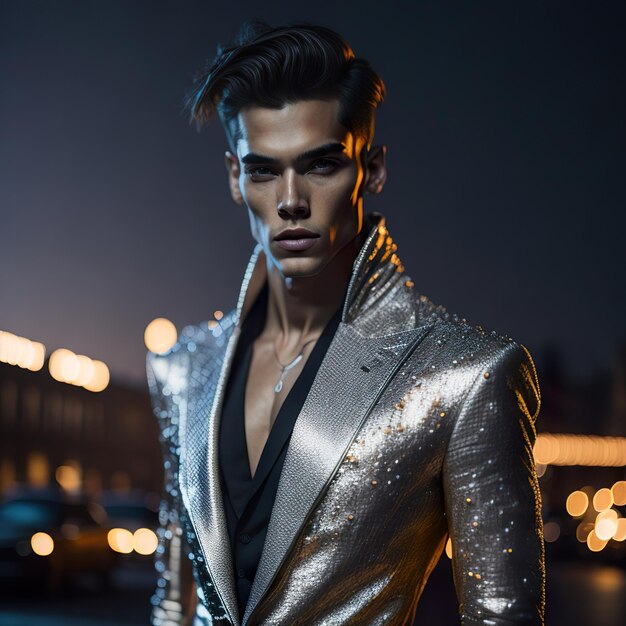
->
<box><xmin>146</xmin><ymin>212</ymin><xmax>545</xmax><ymax>626</ymax></box>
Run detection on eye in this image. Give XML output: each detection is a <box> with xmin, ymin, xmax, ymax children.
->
<box><xmin>245</xmin><ymin>166</ymin><xmax>276</xmax><ymax>181</ymax></box>
<box><xmin>309</xmin><ymin>159</ymin><xmax>338</xmax><ymax>174</ymax></box>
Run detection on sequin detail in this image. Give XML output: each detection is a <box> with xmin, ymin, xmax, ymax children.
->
<box><xmin>147</xmin><ymin>212</ymin><xmax>545</xmax><ymax>626</ymax></box>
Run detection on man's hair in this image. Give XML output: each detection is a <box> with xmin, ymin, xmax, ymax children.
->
<box><xmin>187</xmin><ymin>20</ymin><xmax>386</xmax><ymax>152</ymax></box>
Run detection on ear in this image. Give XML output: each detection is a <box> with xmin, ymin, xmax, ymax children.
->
<box><xmin>224</xmin><ymin>150</ymin><xmax>245</xmax><ymax>205</ymax></box>
<box><xmin>363</xmin><ymin>144</ymin><xmax>387</xmax><ymax>195</ymax></box>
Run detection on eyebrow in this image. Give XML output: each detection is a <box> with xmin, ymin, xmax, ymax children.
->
<box><xmin>240</xmin><ymin>142</ymin><xmax>347</xmax><ymax>165</ymax></box>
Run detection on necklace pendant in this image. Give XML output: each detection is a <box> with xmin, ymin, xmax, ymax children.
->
<box><xmin>275</xmin><ymin>366</ymin><xmax>288</xmax><ymax>393</ymax></box>
<box><xmin>273</xmin><ymin>342</ymin><xmax>312</xmax><ymax>394</ymax></box>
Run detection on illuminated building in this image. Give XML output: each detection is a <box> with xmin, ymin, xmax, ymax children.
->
<box><xmin>0</xmin><ymin>359</ymin><xmax>162</xmax><ymax>498</ymax></box>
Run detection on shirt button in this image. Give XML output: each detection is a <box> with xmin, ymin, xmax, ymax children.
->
<box><xmin>237</xmin><ymin>568</ymin><xmax>248</xmax><ymax>579</ymax></box>
<box><xmin>239</xmin><ymin>533</ymin><xmax>251</xmax><ymax>545</ymax></box>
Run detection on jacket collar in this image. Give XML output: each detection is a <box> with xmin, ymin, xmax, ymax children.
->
<box><xmin>233</xmin><ymin>211</ymin><xmax>418</xmax><ymax>337</ymax></box>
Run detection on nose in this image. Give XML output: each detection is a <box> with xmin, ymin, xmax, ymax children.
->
<box><xmin>276</xmin><ymin>169</ymin><xmax>309</xmax><ymax>219</ymax></box>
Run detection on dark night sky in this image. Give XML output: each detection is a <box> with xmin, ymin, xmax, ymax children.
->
<box><xmin>1</xmin><ymin>1</ymin><xmax>625</xmax><ymax>387</ymax></box>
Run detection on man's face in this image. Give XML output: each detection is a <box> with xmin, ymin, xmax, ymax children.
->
<box><xmin>225</xmin><ymin>98</ymin><xmax>386</xmax><ymax>278</ymax></box>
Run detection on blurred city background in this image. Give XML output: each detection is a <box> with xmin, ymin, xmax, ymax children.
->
<box><xmin>1</xmin><ymin>1</ymin><xmax>625</xmax><ymax>625</ymax></box>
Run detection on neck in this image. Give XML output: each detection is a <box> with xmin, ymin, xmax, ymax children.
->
<box><xmin>263</xmin><ymin>235</ymin><xmax>362</xmax><ymax>347</ymax></box>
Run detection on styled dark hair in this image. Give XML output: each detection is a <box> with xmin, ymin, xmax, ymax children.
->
<box><xmin>187</xmin><ymin>20</ymin><xmax>386</xmax><ymax>152</ymax></box>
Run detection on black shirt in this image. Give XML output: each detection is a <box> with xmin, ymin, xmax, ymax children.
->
<box><xmin>218</xmin><ymin>280</ymin><xmax>342</xmax><ymax>617</ymax></box>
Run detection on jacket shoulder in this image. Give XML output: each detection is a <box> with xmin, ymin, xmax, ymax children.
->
<box><xmin>145</xmin><ymin>309</ymin><xmax>237</xmax><ymax>423</ymax></box>
<box><xmin>413</xmin><ymin>290</ymin><xmax>540</xmax><ymax>422</ymax></box>
<box><xmin>414</xmin><ymin>288</ymin><xmax>528</xmax><ymax>353</ymax></box>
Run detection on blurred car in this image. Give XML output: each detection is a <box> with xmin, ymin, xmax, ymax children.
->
<box><xmin>0</xmin><ymin>488</ymin><xmax>116</xmax><ymax>590</ymax></box>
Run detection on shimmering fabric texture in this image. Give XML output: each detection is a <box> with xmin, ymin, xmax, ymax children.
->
<box><xmin>146</xmin><ymin>212</ymin><xmax>545</xmax><ymax>625</ymax></box>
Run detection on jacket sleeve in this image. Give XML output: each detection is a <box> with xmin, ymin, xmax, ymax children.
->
<box><xmin>442</xmin><ymin>341</ymin><xmax>546</xmax><ymax>625</ymax></box>
<box><xmin>146</xmin><ymin>350</ymin><xmax>199</xmax><ymax>626</ymax></box>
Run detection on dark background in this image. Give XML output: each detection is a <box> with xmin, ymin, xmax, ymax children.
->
<box><xmin>2</xmin><ymin>3</ymin><xmax>626</xmax><ymax>625</ymax></box>
<box><xmin>2</xmin><ymin>0</ymin><xmax>625</xmax><ymax>387</ymax></box>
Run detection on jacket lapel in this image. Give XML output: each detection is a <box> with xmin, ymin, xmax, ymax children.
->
<box><xmin>178</xmin><ymin>321</ymin><xmax>241</xmax><ymax>625</ymax></box>
<box><xmin>242</xmin><ymin>321</ymin><xmax>432</xmax><ymax>624</ymax></box>
<box><xmin>178</xmin><ymin>244</ymin><xmax>268</xmax><ymax>626</ymax></box>
<box><xmin>242</xmin><ymin>304</ymin><xmax>342</xmax><ymax>514</ymax></box>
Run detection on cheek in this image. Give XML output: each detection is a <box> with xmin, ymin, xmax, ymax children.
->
<box><xmin>246</xmin><ymin>209</ymin><xmax>261</xmax><ymax>243</ymax></box>
<box><xmin>239</xmin><ymin>175</ymin><xmax>251</xmax><ymax>204</ymax></box>
<box><xmin>338</xmin><ymin>163</ymin><xmax>363</xmax><ymax>206</ymax></box>
<box><xmin>313</xmin><ymin>168</ymin><xmax>360</xmax><ymax>208</ymax></box>
<box><xmin>241</xmin><ymin>181</ymin><xmax>273</xmax><ymax>244</ymax></box>
<box><xmin>240</xmin><ymin>178</ymin><xmax>271</xmax><ymax>216</ymax></box>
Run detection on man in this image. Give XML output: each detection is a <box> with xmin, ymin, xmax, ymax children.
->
<box><xmin>147</xmin><ymin>20</ymin><xmax>545</xmax><ymax>626</ymax></box>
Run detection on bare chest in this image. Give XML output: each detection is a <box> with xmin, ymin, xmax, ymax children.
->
<box><xmin>244</xmin><ymin>339</ymin><xmax>314</xmax><ymax>479</ymax></box>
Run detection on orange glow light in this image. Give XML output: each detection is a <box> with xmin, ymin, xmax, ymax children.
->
<box><xmin>133</xmin><ymin>528</ymin><xmax>158</xmax><ymax>555</ymax></box>
<box><xmin>83</xmin><ymin>360</ymin><xmax>110</xmax><ymax>392</ymax></box>
<box><xmin>611</xmin><ymin>481</ymin><xmax>626</xmax><ymax>506</ymax></box>
<box><xmin>144</xmin><ymin>318</ymin><xmax>177</xmax><ymax>354</ymax></box>
<box><xmin>55</xmin><ymin>464</ymin><xmax>81</xmax><ymax>492</ymax></box>
<box><xmin>0</xmin><ymin>331</ymin><xmax>46</xmax><ymax>371</ymax></box>
<box><xmin>566</xmin><ymin>491</ymin><xmax>589</xmax><ymax>517</ymax></box>
<box><xmin>587</xmin><ymin>529</ymin><xmax>608</xmax><ymax>552</ymax></box>
<box><xmin>108</xmin><ymin>528</ymin><xmax>133</xmax><ymax>554</ymax></box>
<box><xmin>593</xmin><ymin>488</ymin><xmax>614</xmax><ymax>512</ymax></box>
<box><xmin>31</xmin><ymin>532</ymin><xmax>54</xmax><ymax>556</ymax></box>
<box><xmin>49</xmin><ymin>349</ymin><xmax>109</xmax><ymax>392</ymax></box>
<box><xmin>74</xmin><ymin>354</ymin><xmax>95</xmax><ymax>386</ymax></box>
<box><xmin>595</xmin><ymin>509</ymin><xmax>618</xmax><ymax>541</ymax></box>
<box><xmin>613</xmin><ymin>518</ymin><xmax>626</xmax><ymax>542</ymax></box>
<box><xmin>533</xmin><ymin>433</ymin><xmax>626</xmax><ymax>467</ymax></box>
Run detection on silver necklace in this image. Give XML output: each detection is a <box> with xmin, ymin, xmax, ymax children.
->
<box><xmin>273</xmin><ymin>336</ymin><xmax>318</xmax><ymax>393</ymax></box>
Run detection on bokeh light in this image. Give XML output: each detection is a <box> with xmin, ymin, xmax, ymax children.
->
<box><xmin>49</xmin><ymin>349</ymin><xmax>109</xmax><ymax>392</ymax></box>
<box><xmin>74</xmin><ymin>354</ymin><xmax>95</xmax><ymax>386</ymax></box>
<box><xmin>533</xmin><ymin>433</ymin><xmax>626</xmax><ymax>466</ymax></box>
<box><xmin>593</xmin><ymin>488</ymin><xmax>614</xmax><ymax>512</ymax></box>
<box><xmin>49</xmin><ymin>348</ymin><xmax>71</xmax><ymax>381</ymax></box>
<box><xmin>107</xmin><ymin>528</ymin><xmax>134</xmax><ymax>554</ymax></box>
<box><xmin>31</xmin><ymin>532</ymin><xmax>54</xmax><ymax>556</ymax></box>
<box><xmin>132</xmin><ymin>528</ymin><xmax>158</xmax><ymax>555</ymax></box>
<box><xmin>84</xmin><ymin>360</ymin><xmax>110</xmax><ymax>392</ymax></box>
<box><xmin>0</xmin><ymin>331</ymin><xmax>46</xmax><ymax>371</ymax></box>
<box><xmin>55</xmin><ymin>464</ymin><xmax>81</xmax><ymax>492</ymax></box>
<box><xmin>544</xmin><ymin>521</ymin><xmax>561</xmax><ymax>542</ymax></box>
<box><xmin>613</xmin><ymin>518</ymin><xmax>626</xmax><ymax>542</ymax></box>
<box><xmin>586</xmin><ymin>529</ymin><xmax>608</xmax><ymax>552</ymax></box>
<box><xmin>566</xmin><ymin>491</ymin><xmax>589</xmax><ymax>517</ymax></box>
<box><xmin>595</xmin><ymin>509</ymin><xmax>619</xmax><ymax>541</ymax></box>
<box><xmin>611</xmin><ymin>481</ymin><xmax>626</xmax><ymax>506</ymax></box>
<box><xmin>576</xmin><ymin>522</ymin><xmax>594</xmax><ymax>543</ymax></box>
<box><xmin>144</xmin><ymin>318</ymin><xmax>178</xmax><ymax>354</ymax></box>
<box><xmin>60</xmin><ymin>351</ymin><xmax>80</xmax><ymax>382</ymax></box>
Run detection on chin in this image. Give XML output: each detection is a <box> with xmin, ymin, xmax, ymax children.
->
<box><xmin>275</xmin><ymin>254</ymin><xmax>328</xmax><ymax>279</ymax></box>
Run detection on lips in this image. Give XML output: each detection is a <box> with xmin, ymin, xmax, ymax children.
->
<box><xmin>274</xmin><ymin>228</ymin><xmax>319</xmax><ymax>241</ymax></box>
<box><xmin>274</xmin><ymin>228</ymin><xmax>320</xmax><ymax>252</ymax></box>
